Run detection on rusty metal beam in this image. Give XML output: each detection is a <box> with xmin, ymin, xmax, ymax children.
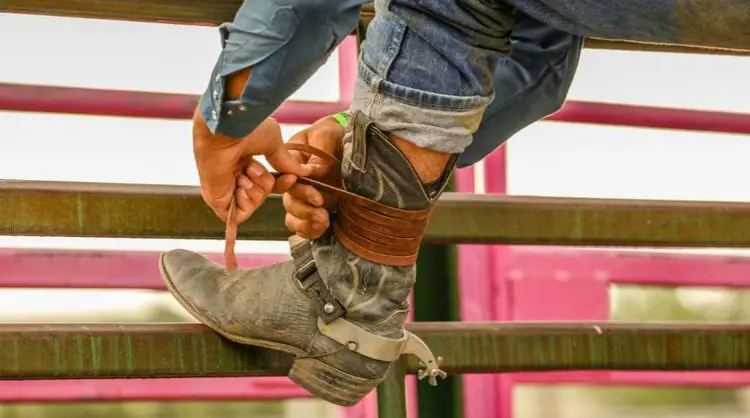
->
<box><xmin>360</xmin><ymin>4</ymin><xmax>750</xmax><ymax>56</ymax></box>
<box><xmin>582</xmin><ymin>38</ymin><xmax>750</xmax><ymax>57</ymax></box>
<box><xmin>2</xmin><ymin>2</ymin><xmax>749</xmax><ymax>56</ymax></box>
<box><xmin>4</xmin><ymin>180</ymin><xmax>750</xmax><ymax>247</ymax></box>
<box><xmin>1</xmin><ymin>322</ymin><xmax>750</xmax><ymax>379</ymax></box>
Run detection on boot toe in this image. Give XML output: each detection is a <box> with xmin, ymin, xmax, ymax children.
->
<box><xmin>158</xmin><ymin>249</ymin><xmax>228</xmax><ymax>324</ymax></box>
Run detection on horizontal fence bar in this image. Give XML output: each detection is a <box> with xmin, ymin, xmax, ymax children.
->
<box><xmin>4</xmin><ymin>370</ymin><xmax>750</xmax><ymax>403</ymax></box>
<box><xmin>3</xmin><ymin>2</ymin><xmax>748</xmax><ymax>57</ymax></box>
<box><xmin>507</xmin><ymin>247</ymin><xmax>750</xmax><ymax>288</ymax></box>
<box><xmin>0</xmin><ymin>83</ymin><xmax>346</xmax><ymax>124</ymax></box>
<box><xmin>0</xmin><ymin>249</ymin><xmax>287</xmax><ymax>289</ymax></box>
<box><xmin>0</xmin><ymin>378</ymin><xmax>311</xmax><ymax>402</ymax></box>
<box><xmin>3</xmin><ymin>83</ymin><xmax>750</xmax><ymax>135</ymax></box>
<box><xmin>582</xmin><ymin>38</ymin><xmax>750</xmax><ymax>57</ymax></box>
<box><xmin>1</xmin><ymin>322</ymin><xmax>750</xmax><ymax>379</ymax></box>
<box><xmin>515</xmin><ymin>370</ymin><xmax>750</xmax><ymax>388</ymax></box>
<box><xmin>5</xmin><ymin>180</ymin><xmax>750</xmax><ymax>247</ymax></box>
<box><xmin>549</xmin><ymin>100</ymin><xmax>750</xmax><ymax>135</ymax></box>
<box><xmin>6</xmin><ymin>248</ymin><xmax>750</xmax><ymax>290</ymax></box>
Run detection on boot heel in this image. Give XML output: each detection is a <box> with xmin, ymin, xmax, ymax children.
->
<box><xmin>288</xmin><ymin>357</ymin><xmax>383</xmax><ymax>406</ymax></box>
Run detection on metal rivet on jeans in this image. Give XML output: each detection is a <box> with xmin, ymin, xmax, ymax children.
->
<box><xmin>323</xmin><ymin>303</ymin><xmax>335</xmax><ymax>314</ymax></box>
<box><xmin>346</xmin><ymin>341</ymin><xmax>358</xmax><ymax>351</ymax></box>
<box><xmin>238</xmin><ymin>105</ymin><xmax>247</xmax><ymax>111</ymax></box>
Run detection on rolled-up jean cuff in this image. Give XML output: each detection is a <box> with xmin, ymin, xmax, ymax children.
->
<box><xmin>352</xmin><ymin>61</ymin><xmax>493</xmax><ymax>154</ymax></box>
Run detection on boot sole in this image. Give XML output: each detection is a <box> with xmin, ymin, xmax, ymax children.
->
<box><xmin>158</xmin><ymin>253</ymin><xmax>381</xmax><ymax>407</ymax></box>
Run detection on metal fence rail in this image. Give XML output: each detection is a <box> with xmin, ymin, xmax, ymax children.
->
<box><xmin>3</xmin><ymin>322</ymin><xmax>750</xmax><ymax>379</ymax></box>
<box><xmin>4</xmin><ymin>180</ymin><xmax>750</xmax><ymax>247</ymax></box>
<box><xmin>4</xmin><ymin>2</ymin><xmax>748</xmax><ymax>57</ymax></box>
<box><xmin>4</xmin><ymin>83</ymin><xmax>750</xmax><ymax>134</ymax></box>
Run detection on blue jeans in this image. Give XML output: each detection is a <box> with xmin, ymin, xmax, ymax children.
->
<box><xmin>199</xmin><ymin>0</ymin><xmax>749</xmax><ymax>168</ymax></box>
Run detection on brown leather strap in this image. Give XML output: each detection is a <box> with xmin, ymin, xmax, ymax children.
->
<box><xmin>224</xmin><ymin>143</ymin><xmax>431</xmax><ymax>271</ymax></box>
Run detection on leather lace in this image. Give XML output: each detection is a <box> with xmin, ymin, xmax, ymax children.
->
<box><xmin>224</xmin><ymin>143</ymin><xmax>431</xmax><ymax>271</ymax></box>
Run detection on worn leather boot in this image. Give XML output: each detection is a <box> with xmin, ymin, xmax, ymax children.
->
<box><xmin>159</xmin><ymin>110</ymin><xmax>454</xmax><ymax>406</ymax></box>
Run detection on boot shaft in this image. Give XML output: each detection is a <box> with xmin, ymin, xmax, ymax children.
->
<box><xmin>313</xmin><ymin>111</ymin><xmax>455</xmax><ymax>333</ymax></box>
<box><xmin>341</xmin><ymin>110</ymin><xmax>456</xmax><ymax>210</ymax></box>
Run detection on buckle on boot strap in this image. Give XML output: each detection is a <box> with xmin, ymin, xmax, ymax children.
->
<box><xmin>289</xmin><ymin>237</ymin><xmax>346</xmax><ymax>324</ymax></box>
<box><xmin>289</xmin><ymin>237</ymin><xmax>446</xmax><ymax>385</ymax></box>
<box><xmin>317</xmin><ymin>317</ymin><xmax>447</xmax><ymax>386</ymax></box>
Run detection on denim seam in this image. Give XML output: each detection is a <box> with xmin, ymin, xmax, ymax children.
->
<box><xmin>381</xmin><ymin>1</ymin><xmax>407</xmax><ymax>80</ymax></box>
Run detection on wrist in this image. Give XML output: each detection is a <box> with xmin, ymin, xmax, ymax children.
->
<box><xmin>330</xmin><ymin>109</ymin><xmax>350</xmax><ymax>128</ymax></box>
<box><xmin>192</xmin><ymin>111</ymin><xmax>241</xmax><ymax>155</ymax></box>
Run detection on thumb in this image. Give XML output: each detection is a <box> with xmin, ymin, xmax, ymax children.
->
<box><xmin>241</xmin><ymin>118</ymin><xmax>315</xmax><ymax>177</ymax></box>
<box><xmin>266</xmin><ymin>145</ymin><xmax>316</xmax><ymax>178</ymax></box>
<box><xmin>306</xmin><ymin>127</ymin><xmax>342</xmax><ymax>178</ymax></box>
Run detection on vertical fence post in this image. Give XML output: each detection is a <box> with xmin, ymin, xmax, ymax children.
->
<box><xmin>414</xmin><ymin>175</ymin><xmax>463</xmax><ymax>418</ymax></box>
<box><xmin>377</xmin><ymin>359</ymin><xmax>408</xmax><ymax>418</ymax></box>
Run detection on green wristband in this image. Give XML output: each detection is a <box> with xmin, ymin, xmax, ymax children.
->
<box><xmin>331</xmin><ymin>110</ymin><xmax>350</xmax><ymax>128</ymax></box>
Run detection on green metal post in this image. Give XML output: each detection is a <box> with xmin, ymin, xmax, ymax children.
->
<box><xmin>414</xmin><ymin>243</ymin><xmax>463</xmax><ymax>418</ymax></box>
<box><xmin>413</xmin><ymin>176</ymin><xmax>463</xmax><ymax>418</ymax></box>
<box><xmin>377</xmin><ymin>359</ymin><xmax>408</xmax><ymax>418</ymax></box>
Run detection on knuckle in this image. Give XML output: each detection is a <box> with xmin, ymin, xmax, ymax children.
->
<box><xmin>284</xmin><ymin>214</ymin><xmax>297</xmax><ymax>231</ymax></box>
<box><xmin>259</xmin><ymin>174</ymin><xmax>275</xmax><ymax>193</ymax></box>
<box><xmin>282</xmin><ymin>193</ymin><xmax>298</xmax><ymax>210</ymax></box>
<box><xmin>288</xmin><ymin>184</ymin><xmax>307</xmax><ymax>198</ymax></box>
<box><xmin>248</xmin><ymin>185</ymin><xmax>266</xmax><ymax>200</ymax></box>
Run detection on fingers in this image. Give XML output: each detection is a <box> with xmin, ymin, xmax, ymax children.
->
<box><xmin>245</xmin><ymin>160</ymin><xmax>275</xmax><ymax>195</ymax></box>
<box><xmin>285</xmin><ymin>129</ymin><xmax>309</xmax><ymax>167</ymax></box>
<box><xmin>272</xmin><ymin>173</ymin><xmax>298</xmax><ymax>194</ymax></box>
<box><xmin>201</xmin><ymin>188</ymin><xmax>230</xmax><ymax>224</ymax></box>
<box><xmin>233</xmin><ymin>158</ymin><xmax>276</xmax><ymax>224</ymax></box>
<box><xmin>288</xmin><ymin>183</ymin><xmax>325</xmax><ymax>207</ymax></box>
<box><xmin>306</xmin><ymin>118</ymin><xmax>344</xmax><ymax>170</ymax></box>
<box><xmin>284</xmin><ymin>118</ymin><xmax>344</xmax><ymax>179</ymax></box>
<box><xmin>227</xmin><ymin>116</ymin><xmax>345</xmax><ymax>228</ymax></box>
<box><xmin>283</xmin><ymin>188</ymin><xmax>330</xmax><ymax>239</ymax></box>
<box><xmin>246</xmin><ymin>119</ymin><xmax>316</xmax><ymax>178</ymax></box>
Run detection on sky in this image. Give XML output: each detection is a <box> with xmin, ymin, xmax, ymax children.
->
<box><xmin>0</xmin><ymin>13</ymin><xmax>750</xmax><ymax>316</ymax></box>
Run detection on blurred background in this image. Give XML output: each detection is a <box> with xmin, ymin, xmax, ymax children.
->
<box><xmin>1</xmin><ymin>11</ymin><xmax>750</xmax><ymax>418</ymax></box>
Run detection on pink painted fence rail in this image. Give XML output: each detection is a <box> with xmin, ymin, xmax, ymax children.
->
<box><xmin>456</xmin><ymin>141</ymin><xmax>750</xmax><ymax>418</ymax></box>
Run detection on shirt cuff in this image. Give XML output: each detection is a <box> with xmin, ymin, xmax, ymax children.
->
<box><xmin>198</xmin><ymin>66</ymin><xmax>270</xmax><ymax>139</ymax></box>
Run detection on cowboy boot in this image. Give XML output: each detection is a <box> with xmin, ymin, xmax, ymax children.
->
<box><xmin>159</xmin><ymin>110</ymin><xmax>453</xmax><ymax>406</ymax></box>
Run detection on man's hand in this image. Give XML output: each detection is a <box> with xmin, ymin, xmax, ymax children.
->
<box><xmin>276</xmin><ymin>116</ymin><xmax>345</xmax><ymax>239</ymax></box>
<box><xmin>193</xmin><ymin>111</ymin><xmax>315</xmax><ymax>224</ymax></box>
